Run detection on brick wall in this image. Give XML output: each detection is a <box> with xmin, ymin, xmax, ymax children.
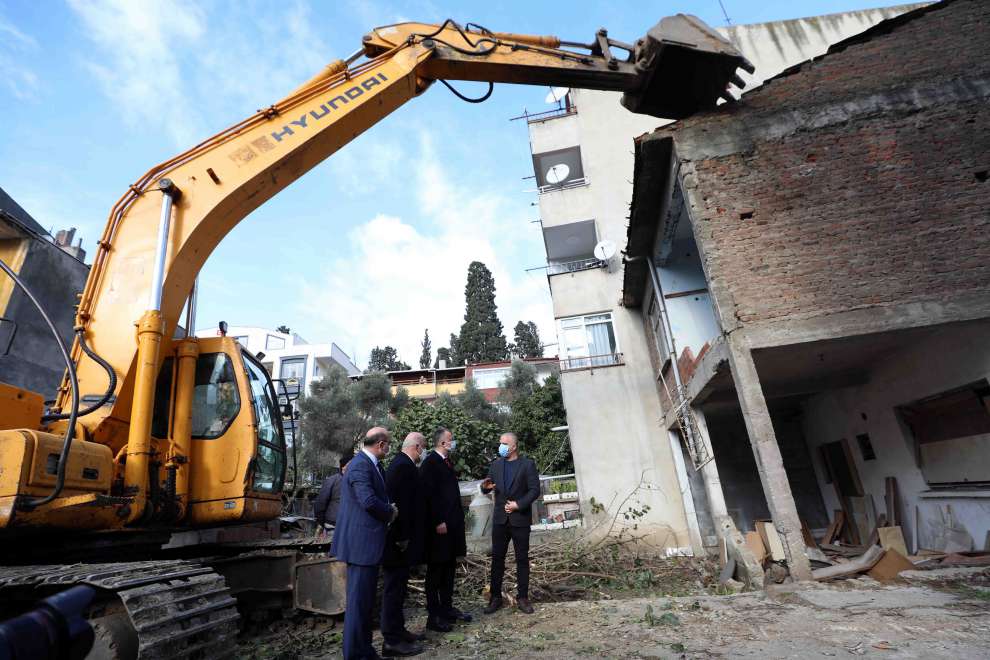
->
<box><xmin>662</xmin><ymin>0</ymin><xmax>990</xmax><ymax>327</ymax></box>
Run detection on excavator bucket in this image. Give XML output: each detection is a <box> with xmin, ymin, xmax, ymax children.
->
<box><xmin>622</xmin><ymin>14</ymin><xmax>755</xmax><ymax>119</ymax></box>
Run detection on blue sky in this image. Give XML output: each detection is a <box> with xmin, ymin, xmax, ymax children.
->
<box><xmin>0</xmin><ymin>0</ymin><xmax>904</xmax><ymax>368</ymax></box>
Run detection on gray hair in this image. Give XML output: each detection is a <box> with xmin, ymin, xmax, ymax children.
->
<box><xmin>403</xmin><ymin>432</ymin><xmax>425</xmax><ymax>449</ymax></box>
<box><xmin>432</xmin><ymin>427</ymin><xmax>450</xmax><ymax>445</ymax></box>
<box><xmin>500</xmin><ymin>432</ymin><xmax>518</xmax><ymax>444</ymax></box>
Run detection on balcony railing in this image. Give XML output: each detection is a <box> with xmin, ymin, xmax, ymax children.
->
<box><xmin>509</xmin><ymin>105</ymin><xmax>577</xmax><ymax>124</ymax></box>
<box><xmin>547</xmin><ymin>257</ymin><xmax>607</xmax><ymax>276</ymax></box>
<box><xmin>559</xmin><ymin>353</ymin><xmax>624</xmax><ymax>371</ymax></box>
<box><xmin>537</xmin><ymin>176</ymin><xmax>589</xmax><ymax>195</ymax></box>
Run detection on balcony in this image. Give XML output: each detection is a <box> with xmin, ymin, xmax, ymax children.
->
<box><xmin>511</xmin><ymin>105</ymin><xmax>578</xmax><ymax>125</ymax></box>
<box><xmin>547</xmin><ymin>257</ymin><xmax>607</xmax><ymax>276</ymax></box>
<box><xmin>538</xmin><ymin>176</ymin><xmax>589</xmax><ymax>195</ymax></box>
<box><xmin>559</xmin><ymin>353</ymin><xmax>624</xmax><ymax>372</ymax></box>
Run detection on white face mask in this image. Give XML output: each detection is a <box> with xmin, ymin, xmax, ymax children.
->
<box><xmin>448</xmin><ymin>440</ymin><xmax>457</xmax><ymax>451</ymax></box>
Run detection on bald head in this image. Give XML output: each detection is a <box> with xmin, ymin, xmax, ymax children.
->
<box><xmin>363</xmin><ymin>426</ymin><xmax>390</xmax><ymax>459</ymax></box>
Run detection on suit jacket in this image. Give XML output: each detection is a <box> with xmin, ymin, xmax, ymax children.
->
<box><xmin>313</xmin><ymin>472</ymin><xmax>343</xmax><ymax>526</ymax></box>
<box><xmin>419</xmin><ymin>450</ymin><xmax>467</xmax><ymax>563</ymax></box>
<box><xmin>482</xmin><ymin>456</ymin><xmax>540</xmax><ymax>527</ymax></box>
<box><xmin>383</xmin><ymin>452</ymin><xmax>425</xmax><ymax>567</ymax></box>
<box><xmin>330</xmin><ymin>451</ymin><xmax>392</xmax><ymax>565</ymax></box>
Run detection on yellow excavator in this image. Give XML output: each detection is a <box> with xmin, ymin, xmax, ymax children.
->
<box><xmin>0</xmin><ymin>15</ymin><xmax>751</xmax><ymax>658</ymax></box>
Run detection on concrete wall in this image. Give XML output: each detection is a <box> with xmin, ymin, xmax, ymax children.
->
<box><xmin>0</xmin><ymin>237</ymin><xmax>89</xmax><ymax>396</ymax></box>
<box><xmin>801</xmin><ymin>319</ymin><xmax>990</xmax><ymax>553</ymax></box>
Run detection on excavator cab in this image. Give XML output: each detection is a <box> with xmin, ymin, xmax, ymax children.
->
<box><xmin>152</xmin><ymin>336</ymin><xmax>286</xmax><ymax>527</ymax></box>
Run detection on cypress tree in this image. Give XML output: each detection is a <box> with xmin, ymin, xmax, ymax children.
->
<box><xmin>456</xmin><ymin>261</ymin><xmax>508</xmax><ymax>365</ymax></box>
<box><xmin>419</xmin><ymin>329</ymin><xmax>432</xmax><ymax>369</ymax></box>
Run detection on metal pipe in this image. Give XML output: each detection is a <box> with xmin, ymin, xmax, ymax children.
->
<box><xmin>184</xmin><ymin>278</ymin><xmax>198</xmax><ymax>339</ymax></box>
<box><xmin>624</xmin><ymin>254</ymin><xmax>684</xmax><ymax>391</ymax></box>
<box><xmin>148</xmin><ymin>179</ymin><xmax>179</xmax><ymax>312</ymax></box>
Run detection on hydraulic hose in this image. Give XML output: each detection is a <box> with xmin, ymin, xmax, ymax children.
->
<box><xmin>0</xmin><ymin>256</ymin><xmax>79</xmax><ymax>509</ymax></box>
<box><xmin>42</xmin><ymin>328</ymin><xmax>116</xmax><ymax>421</ymax></box>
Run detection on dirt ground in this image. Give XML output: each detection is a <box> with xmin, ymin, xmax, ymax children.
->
<box><xmin>239</xmin><ymin>567</ymin><xmax>990</xmax><ymax>659</ymax></box>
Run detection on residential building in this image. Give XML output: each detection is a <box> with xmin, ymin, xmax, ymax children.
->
<box><xmin>521</xmin><ymin>4</ymin><xmax>926</xmax><ymax>553</ymax></box>
<box><xmin>195</xmin><ymin>325</ymin><xmax>360</xmax><ymax>396</ymax></box>
<box><xmin>0</xmin><ymin>187</ymin><xmax>90</xmax><ymax>395</ymax></box>
<box><xmin>387</xmin><ymin>365</ymin><xmax>466</xmax><ymax>402</ymax></box>
<box><xmin>465</xmin><ymin>356</ymin><xmax>560</xmax><ymax>402</ymax></box>
<box><xmin>622</xmin><ymin>0</ymin><xmax>989</xmax><ymax>582</ymax></box>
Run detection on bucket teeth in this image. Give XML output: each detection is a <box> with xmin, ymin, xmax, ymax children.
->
<box><xmin>622</xmin><ymin>14</ymin><xmax>754</xmax><ymax>119</ymax></box>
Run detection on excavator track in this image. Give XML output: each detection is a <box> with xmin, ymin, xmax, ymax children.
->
<box><xmin>0</xmin><ymin>560</ymin><xmax>239</xmax><ymax>659</ymax></box>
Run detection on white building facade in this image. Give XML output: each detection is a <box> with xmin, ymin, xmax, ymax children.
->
<box><xmin>523</xmin><ymin>5</ymin><xmax>924</xmax><ymax>552</ymax></box>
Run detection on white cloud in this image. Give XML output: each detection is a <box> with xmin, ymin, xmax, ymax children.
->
<box><xmin>299</xmin><ymin>130</ymin><xmax>554</xmax><ymax>369</ymax></box>
<box><xmin>0</xmin><ymin>12</ymin><xmax>40</xmax><ymax>100</ymax></box>
<box><xmin>67</xmin><ymin>0</ymin><xmax>207</xmax><ymax>146</ymax></box>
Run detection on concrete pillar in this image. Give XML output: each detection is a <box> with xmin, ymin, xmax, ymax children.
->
<box><xmin>692</xmin><ymin>406</ymin><xmax>765</xmax><ymax>588</ymax></box>
<box><xmin>667</xmin><ymin>430</ymin><xmax>705</xmax><ymax>556</ymax></box>
<box><xmin>726</xmin><ymin>336</ymin><xmax>813</xmax><ymax>581</ymax></box>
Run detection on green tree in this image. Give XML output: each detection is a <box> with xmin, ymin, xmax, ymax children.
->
<box><xmin>276</xmin><ymin>324</ymin><xmax>291</xmax><ymax>334</ymax></box>
<box><xmin>298</xmin><ymin>365</ymin><xmax>410</xmax><ymax>479</ymax></box>
<box><xmin>512</xmin><ymin>321</ymin><xmax>543</xmax><ymax>358</ymax></box>
<box><xmin>458</xmin><ymin>378</ymin><xmax>505</xmax><ymax>425</ymax></box>
<box><xmin>434</xmin><ymin>346</ymin><xmax>451</xmax><ymax>368</ymax></box>
<box><xmin>456</xmin><ymin>261</ymin><xmax>508</xmax><ymax>365</ymax></box>
<box><xmin>447</xmin><ymin>333</ymin><xmax>463</xmax><ymax>367</ymax></box>
<box><xmin>392</xmin><ymin>399</ymin><xmax>500</xmax><ymax>478</ymax></box>
<box><xmin>508</xmin><ymin>373</ymin><xmax>572</xmax><ymax>474</ymax></box>
<box><xmin>498</xmin><ymin>359</ymin><xmax>539</xmax><ymax>407</ymax></box>
<box><xmin>366</xmin><ymin>345</ymin><xmax>411</xmax><ymax>373</ymax></box>
<box><xmin>419</xmin><ymin>329</ymin><xmax>432</xmax><ymax>369</ymax></box>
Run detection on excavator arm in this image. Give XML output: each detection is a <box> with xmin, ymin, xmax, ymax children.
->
<box><xmin>6</xmin><ymin>16</ymin><xmax>750</xmax><ymax>525</ymax></box>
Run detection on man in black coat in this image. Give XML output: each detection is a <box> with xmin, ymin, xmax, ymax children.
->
<box><xmin>480</xmin><ymin>432</ymin><xmax>541</xmax><ymax>614</ymax></box>
<box><xmin>419</xmin><ymin>427</ymin><xmax>469</xmax><ymax>632</ymax></box>
<box><xmin>380</xmin><ymin>433</ymin><xmax>427</xmax><ymax>657</ymax></box>
<box><xmin>314</xmin><ymin>454</ymin><xmax>352</xmax><ymax>532</ymax></box>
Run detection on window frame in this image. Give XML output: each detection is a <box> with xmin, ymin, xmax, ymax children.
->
<box><xmin>190</xmin><ymin>352</ymin><xmax>242</xmax><ymax>441</ymax></box>
<box><xmin>557</xmin><ymin>312</ymin><xmax>622</xmax><ymax>370</ymax></box>
<box><xmin>241</xmin><ymin>349</ymin><xmax>288</xmax><ymax>493</ymax></box>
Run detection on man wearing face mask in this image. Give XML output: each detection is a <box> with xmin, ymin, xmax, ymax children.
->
<box><xmin>380</xmin><ymin>433</ymin><xmax>427</xmax><ymax>657</ymax></box>
<box><xmin>419</xmin><ymin>427</ymin><xmax>470</xmax><ymax>632</ymax></box>
<box><xmin>332</xmin><ymin>427</ymin><xmax>399</xmax><ymax>660</ymax></box>
<box><xmin>480</xmin><ymin>432</ymin><xmax>540</xmax><ymax>615</ymax></box>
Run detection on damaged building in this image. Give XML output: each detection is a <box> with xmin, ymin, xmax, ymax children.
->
<box><xmin>523</xmin><ymin>3</ymin><xmax>928</xmax><ymax>556</ymax></box>
<box><xmin>622</xmin><ymin>0</ymin><xmax>990</xmax><ymax>580</ymax></box>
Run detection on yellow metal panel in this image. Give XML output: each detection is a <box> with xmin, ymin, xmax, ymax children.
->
<box><xmin>25</xmin><ymin>430</ymin><xmax>113</xmax><ymax>493</ymax></box>
<box><xmin>395</xmin><ymin>382</ymin><xmax>436</xmax><ymax>398</ymax></box>
<box><xmin>188</xmin><ymin>495</ymin><xmax>281</xmax><ymax>526</ymax></box>
<box><xmin>0</xmin><ymin>382</ymin><xmax>43</xmax><ymax>429</ymax></box>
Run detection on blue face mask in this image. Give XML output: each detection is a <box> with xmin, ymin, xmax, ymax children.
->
<box><xmin>498</xmin><ymin>443</ymin><xmax>510</xmax><ymax>458</ymax></box>
<box><xmin>449</xmin><ymin>440</ymin><xmax>457</xmax><ymax>451</ymax></box>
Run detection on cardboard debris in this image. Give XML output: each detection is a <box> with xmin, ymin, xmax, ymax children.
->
<box><xmin>878</xmin><ymin>526</ymin><xmax>909</xmax><ymax>557</ymax></box>
<box><xmin>868</xmin><ymin>549</ymin><xmax>915</xmax><ymax>582</ymax></box>
<box><xmin>813</xmin><ymin>544</ymin><xmax>884</xmax><ymax>581</ymax></box>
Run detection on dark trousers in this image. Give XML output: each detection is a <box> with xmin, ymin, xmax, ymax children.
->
<box><xmin>490</xmin><ymin>523</ymin><xmax>531</xmax><ymax>599</ymax></box>
<box><xmin>380</xmin><ymin>564</ymin><xmax>409</xmax><ymax>644</ymax></box>
<box><xmin>344</xmin><ymin>563</ymin><xmax>379</xmax><ymax>660</ymax></box>
<box><xmin>425</xmin><ymin>561</ymin><xmax>455</xmax><ymax>618</ymax></box>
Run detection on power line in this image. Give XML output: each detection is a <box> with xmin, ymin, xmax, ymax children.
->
<box><xmin>717</xmin><ymin>0</ymin><xmax>732</xmax><ymax>25</ymax></box>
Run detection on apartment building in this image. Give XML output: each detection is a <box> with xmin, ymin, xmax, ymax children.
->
<box><xmin>522</xmin><ymin>3</ymin><xmax>925</xmax><ymax>553</ymax></box>
<box><xmin>622</xmin><ymin>0</ymin><xmax>990</xmax><ymax>581</ymax></box>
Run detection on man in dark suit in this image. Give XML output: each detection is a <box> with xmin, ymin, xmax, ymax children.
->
<box><xmin>314</xmin><ymin>454</ymin><xmax>352</xmax><ymax>531</ymax></box>
<box><xmin>331</xmin><ymin>427</ymin><xmax>398</xmax><ymax>660</ymax></box>
<box><xmin>480</xmin><ymin>432</ymin><xmax>541</xmax><ymax>614</ymax></box>
<box><xmin>380</xmin><ymin>433</ymin><xmax>427</xmax><ymax>657</ymax></box>
<box><xmin>419</xmin><ymin>427</ymin><xmax>469</xmax><ymax>632</ymax></box>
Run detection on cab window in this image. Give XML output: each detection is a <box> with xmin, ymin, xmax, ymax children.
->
<box><xmin>241</xmin><ymin>350</ymin><xmax>286</xmax><ymax>492</ymax></box>
<box><xmin>191</xmin><ymin>353</ymin><xmax>240</xmax><ymax>439</ymax></box>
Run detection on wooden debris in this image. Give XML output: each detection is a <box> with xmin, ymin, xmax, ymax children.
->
<box><xmin>884</xmin><ymin>477</ymin><xmax>902</xmax><ymax>528</ymax></box>
<box><xmin>744</xmin><ymin>531</ymin><xmax>767</xmax><ymax>564</ymax></box>
<box><xmin>813</xmin><ymin>544</ymin><xmax>884</xmax><ymax>581</ymax></box>
<box><xmin>878</xmin><ymin>526</ymin><xmax>908</xmax><ymax>557</ymax></box>
<box><xmin>755</xmin><ymin>521</ymin><xmax>785</xmax><ymax>562</ymax></box>
<box><xmin>801</xmin><ymin>519</ymin><xmax>817</xmax><ymax>548</ymax></box>
<box><xmin>821</xmin><ymin>543</ymin><xmax>867</xmax><ymax>557</ymax></box>
<box><xmin>940</xmin><ymin>552</ymin><xmax>990</xmax><ymax>567</ymax></box>
<box><xmin>868</xmin><ymin>549</ymin><xmax>914</xmax><ymax>582</ymax></box>
<box><xmin>822</xmin><ymin>510</ymin><xmax>845</xmax><ymax>545</ymax></box>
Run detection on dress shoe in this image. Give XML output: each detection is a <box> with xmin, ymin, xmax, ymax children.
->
<box><xmin>400</xmin><ymin>629</ymin><xmax>426</xmax><ymax>643</ymax></box>
<box><xmin>425</xmin><ymin>616</ymin><xmax>453</xmax><ymax>633</ymax></box>
<box><xmin>382</xmin><ymin>640</ymin><xmax>424</xmax><ymax>657</ymax></box>
<box><xmin>446</xmin><ymin>606</ymin><xmax>472</xmax><ymax>622</ymax></box>
<box><xmin>483</xmin><ymin>597</ymin><xmax>504</xmax><ymax>614</ymax></box>
<box><xmin>517</xmin><ymin>598</ymin><xmax>535</xmax><ymax>614</ymax></box>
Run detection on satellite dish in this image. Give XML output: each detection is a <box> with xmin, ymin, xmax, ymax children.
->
<box><xmin>594</xmin><ymin>240</ymin><xmax>617</xmax><ymax>261</ymax></box>
<box><xmin>545</xmin><ymin>163</ymin><xmax>570</xmax><ymax>185</ymax></box>
<box><xmin>545</xmin><ymin>86</ymin><xmax>570</xmax><ymax>104</ymax></box>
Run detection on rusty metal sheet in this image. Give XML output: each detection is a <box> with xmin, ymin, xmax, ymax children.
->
<box><xmin>293</xmin><ymin>557</ymin><xmax>346</xmax><ymax>616</ymax></box>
